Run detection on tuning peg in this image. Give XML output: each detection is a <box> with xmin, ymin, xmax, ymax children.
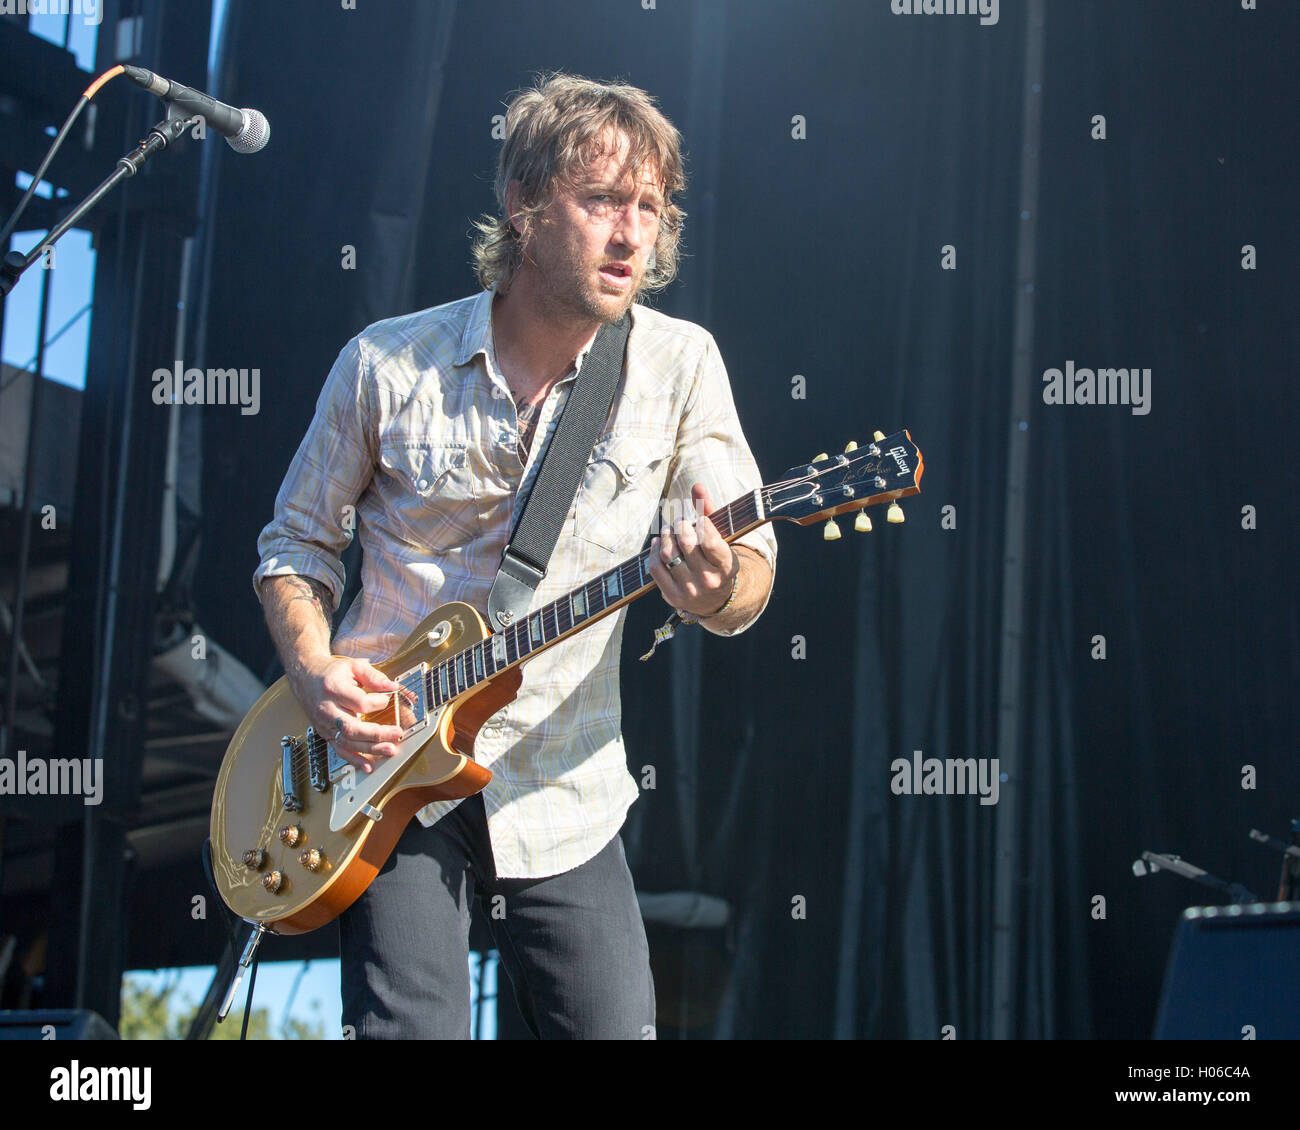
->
<box><xmin>887</xmin><ymin>502</ymin><xmax>904</xmax><ymax>524</ymax></box>
<box><xmin>823</xmin><ymin>519</ymin><xmax>841</xmax><ymax>541</ymax></box>
<box><xmin>844</xmin><ymin>440</ymin><xmax>858</xmax><ymax>453</ymax></box>
<box><xmin>855</xmin><ymin>511</ymin><xmax>872</xmax><ymax>533</ymax></box>
<box><xmin>813</xmin><ymin>452</ymin><xmax>828</xmax><ymax>463</ymax></box>
<box><xmin>873</xmin><ymin>430</ymin><xmax>886</xmax><ymax>442</ymax></box>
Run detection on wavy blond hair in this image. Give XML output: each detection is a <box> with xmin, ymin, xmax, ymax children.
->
<box><xmin>472</xmin><ymin>72</ymin><xmax>686</xmax><ymax>297</ymax></box>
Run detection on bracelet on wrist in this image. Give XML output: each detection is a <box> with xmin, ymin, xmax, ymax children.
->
<box><xmin>697</xmin><ymin>554</ymin><xmax>741</xmax><ymax>620</ymax></box>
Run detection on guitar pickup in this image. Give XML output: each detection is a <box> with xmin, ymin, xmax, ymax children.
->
<box><xmin>394</xmin><ymin>663</ymin><xmax>430</xmax><ymax>739</ymax></box>
<box><xmin>280</xmin><ymin>735</ymin><xmax>303</xmax><ymax>811</ymax></box>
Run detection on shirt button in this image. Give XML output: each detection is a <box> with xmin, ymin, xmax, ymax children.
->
<box><xmin>417</xmin><ymin>478</ymin><xmax>429</xmax><ymax>491</ymax></box>
<box><xmin>626</xmin><ymin>464</ymin><xmax>638</xmax><ymax>478</ymax></box>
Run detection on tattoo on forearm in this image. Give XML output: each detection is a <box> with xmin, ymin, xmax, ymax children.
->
<box><xmin>282</xmin><ymin>575</ymin><xmax>332</xmax><ymax>622</ymax></box>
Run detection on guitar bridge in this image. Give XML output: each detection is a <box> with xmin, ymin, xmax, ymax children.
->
<box><xmin>306</xmin><ymin>727</ymin><xmax>330</xmax><ymax>792</ymax></box>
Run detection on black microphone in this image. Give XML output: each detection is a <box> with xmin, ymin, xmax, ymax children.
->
<box><xmin>122</xmin><ymin>64</ymin><xmax>270</xmax><ymax>154</ymax></box>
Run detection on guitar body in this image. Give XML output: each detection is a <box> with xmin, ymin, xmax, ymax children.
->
<box><xmin>209</xmin><ymin>602</ymin><xmax>510</xmax><ymax>934</ymax></box>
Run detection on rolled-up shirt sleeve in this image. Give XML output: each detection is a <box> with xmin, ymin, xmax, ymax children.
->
<box><xmin>252</xmin><ymin>335</ymin><xmax>376</xmax><ymax>611</ymax></box>
<box><xmin>664</xmin><ymin>333</ymin><xmax>778</xmax><ymax>636</ymax></box>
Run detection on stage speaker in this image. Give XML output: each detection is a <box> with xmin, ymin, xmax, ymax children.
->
<box><xmin>0</xmin><ymin>1009</ymin><xmax>119</xmax><ymax>1040</ymax></box>
<box><xmin>1154</xmin><ymin>902</ymin><xmax>1300</xmax><ymax>1039</ymax></box>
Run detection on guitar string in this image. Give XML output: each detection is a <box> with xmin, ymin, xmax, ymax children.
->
<box><xmin>282</xmin><ymin>496</ymin><xmax>764</xmax><ymax>778</ymax></box>
<box><xmin>283</xmin><ymin>462</ymin><xmax>908</xmax><ymax>783</ymax></box>
<box><xmin>277</xmin><ymin>482</ymin><xmax>845</xmax><ymax>780</ymax></box>
<box><xmin>279</xmin><ymin>478</ymin><xmax>853</xmax><ymax>777</ymax></box>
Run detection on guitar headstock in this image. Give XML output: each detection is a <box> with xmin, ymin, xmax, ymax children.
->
<box><xmin>764</xmin><ymin>429</ymin><xmax>923</xmax><ymax>537</ymax></box>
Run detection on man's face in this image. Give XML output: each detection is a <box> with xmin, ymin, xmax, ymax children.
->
<box><xmin>517</xmin><ymin>132</ymin><xmax>664</xmax><ymax>325</ymax></box>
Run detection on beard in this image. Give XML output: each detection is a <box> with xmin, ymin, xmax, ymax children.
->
<box><xmin>524</xmin><ymin>232</ymin><xmax>642</xmax><ymax>325</ymax></box>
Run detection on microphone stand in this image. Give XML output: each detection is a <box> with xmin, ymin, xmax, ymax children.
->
<box><xmin>1133</xmin><ymin>851</ymin><xmax>1259</xmax><ymax>904</ymax></box>
<box><xmin>0</xmin><ymin>103</ymin><xmax>198</xmax><ymax>298</ymax></box>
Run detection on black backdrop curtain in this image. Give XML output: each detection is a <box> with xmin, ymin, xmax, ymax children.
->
<box><xmin>192</xmin><ymin>0</ymin><xmax>1298</xmax><ymax>1038</ymax></box>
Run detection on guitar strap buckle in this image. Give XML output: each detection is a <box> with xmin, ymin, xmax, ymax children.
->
<box><xmin>488</xmin><ymin>547</ymin><xmax>546</xmax><ymax>629</ymax></box>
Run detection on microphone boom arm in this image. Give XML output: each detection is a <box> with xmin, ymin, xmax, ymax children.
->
<box><xmin>0</xmin><ymin>111</ymin><xmax>198</xmax><ymax>298</ymax></box>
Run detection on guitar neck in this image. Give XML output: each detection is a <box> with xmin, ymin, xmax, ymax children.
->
<box><xmin>421</xmin><ymin>490</ymin><xmax>767</xmax><ymax>709</ymax></box>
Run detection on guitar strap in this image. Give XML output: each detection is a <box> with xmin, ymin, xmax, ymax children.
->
<box><xmin>486</xmin><ymin>310</ymin><xmax>631</xmax><ymax>631</ymax></box>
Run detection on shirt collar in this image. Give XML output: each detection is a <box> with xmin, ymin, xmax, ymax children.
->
<box><xmin>455</xmin><ymin>284</ymin><xmax>611</xmax><ymax>376</ymax></box>
<box><xmin>454</xmin><ymin>286</ymin><xmax>497</xmax><ymax>367</ymax></box>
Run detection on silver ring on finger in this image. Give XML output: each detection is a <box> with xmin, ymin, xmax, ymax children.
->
<box><xmin>334</xmin><ymin>716</ymin><xmax>345</xmax><ymax>739</ymax></box>
<box><xmin>668</xmin><ymin>555</ymin><xmax>683</xmax><ymax>568</ymax></box>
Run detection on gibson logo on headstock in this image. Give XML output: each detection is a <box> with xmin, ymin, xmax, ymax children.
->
<box><xmin>887</xmin><ymin>446</ymin><xmax>911</xmax><ymax>475</ymax></box>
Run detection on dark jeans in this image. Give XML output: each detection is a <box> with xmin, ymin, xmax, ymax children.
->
<box><xmin>339</xmin><ymin>792</ymin><xmax>656</xmax><ymax>1039</ymax></box>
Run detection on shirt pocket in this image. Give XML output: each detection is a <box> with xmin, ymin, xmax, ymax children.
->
<box><xmin>574</xmin><ymin>433</ymin><xmax>674</xmax><ymax>557</ymax></box>
<box><xmin>378</xmin><ymin>439</ymin><xmax>482</xmax><ymax>553</ymax></box>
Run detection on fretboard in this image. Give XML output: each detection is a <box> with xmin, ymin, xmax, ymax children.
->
<box><xmin>421</xmin><ymin>489</ymin><xmax>765</xmax><ymax>709</ymax></box>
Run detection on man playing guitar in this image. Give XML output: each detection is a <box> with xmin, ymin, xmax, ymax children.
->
<box><xmin>252</xmin><ymin>72</ymin><xmax>777</xmax><ymax>1039</ymax></box>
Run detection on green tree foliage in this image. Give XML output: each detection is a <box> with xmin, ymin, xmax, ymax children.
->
<box><xmin>119</xmin><ymin>974</ymin><xmax>324</xmax><ymax>1040</ymax></box>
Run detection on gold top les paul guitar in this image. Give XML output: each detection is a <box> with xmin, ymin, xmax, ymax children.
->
<box><xmin>210</xmin><ymin>431</ymin><xmax>923</xmax><ymax>933</ymax></box>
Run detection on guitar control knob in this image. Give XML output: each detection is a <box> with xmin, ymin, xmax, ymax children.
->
<box><xmin>279</xmin><ymin>824</ymin><xmax>304</xmax><ymax>848</ymax></box>
<box><xmin>823</xmin><ymin>519</ymin><xmax>841</xmax><ymax>541</ymax></box>
<box><xmin>262</xmin><ymin>870</ymin><xmax>285</xmax><ymax>894</ymax></box>
<box><xmin>855</xmin><ymin>512</ymin><xmax>872</xmax><ymax>533</ymax></box>
<box><xmin>242</xmin><ymin>848</ymin><xmax>267</xmax><ymax>870</ymax></box>
<box><xmin>299</xmin><ymin>847</ymin><xmax>324</xmax><ymax>872</ymax></box>
<box><xmin>887</xmin><ymin>502</ymin><xmax>905</xmax><ymax>524</ymax></box>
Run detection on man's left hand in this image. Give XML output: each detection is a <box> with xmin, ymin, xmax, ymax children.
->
<box><xmin>648</xmin><ymin>484</ymin><xmax>739</xmax><ymax>620</ymax></box>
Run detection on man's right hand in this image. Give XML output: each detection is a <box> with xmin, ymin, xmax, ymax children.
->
<box><xmin>290</xmin><ymin>655</ymin><xmax>408</xmax><ymax>775</ymax></box>
<box><xmin>257</xmin><ymin>574</ymin><xmax>409</xmax><ymax>776</ymax></box>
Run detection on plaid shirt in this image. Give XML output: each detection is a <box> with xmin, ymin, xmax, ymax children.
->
<box><xmin>253</xmin><ymin>287</ymin><xmax>777</xmax><ymax>878</ymax></box>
